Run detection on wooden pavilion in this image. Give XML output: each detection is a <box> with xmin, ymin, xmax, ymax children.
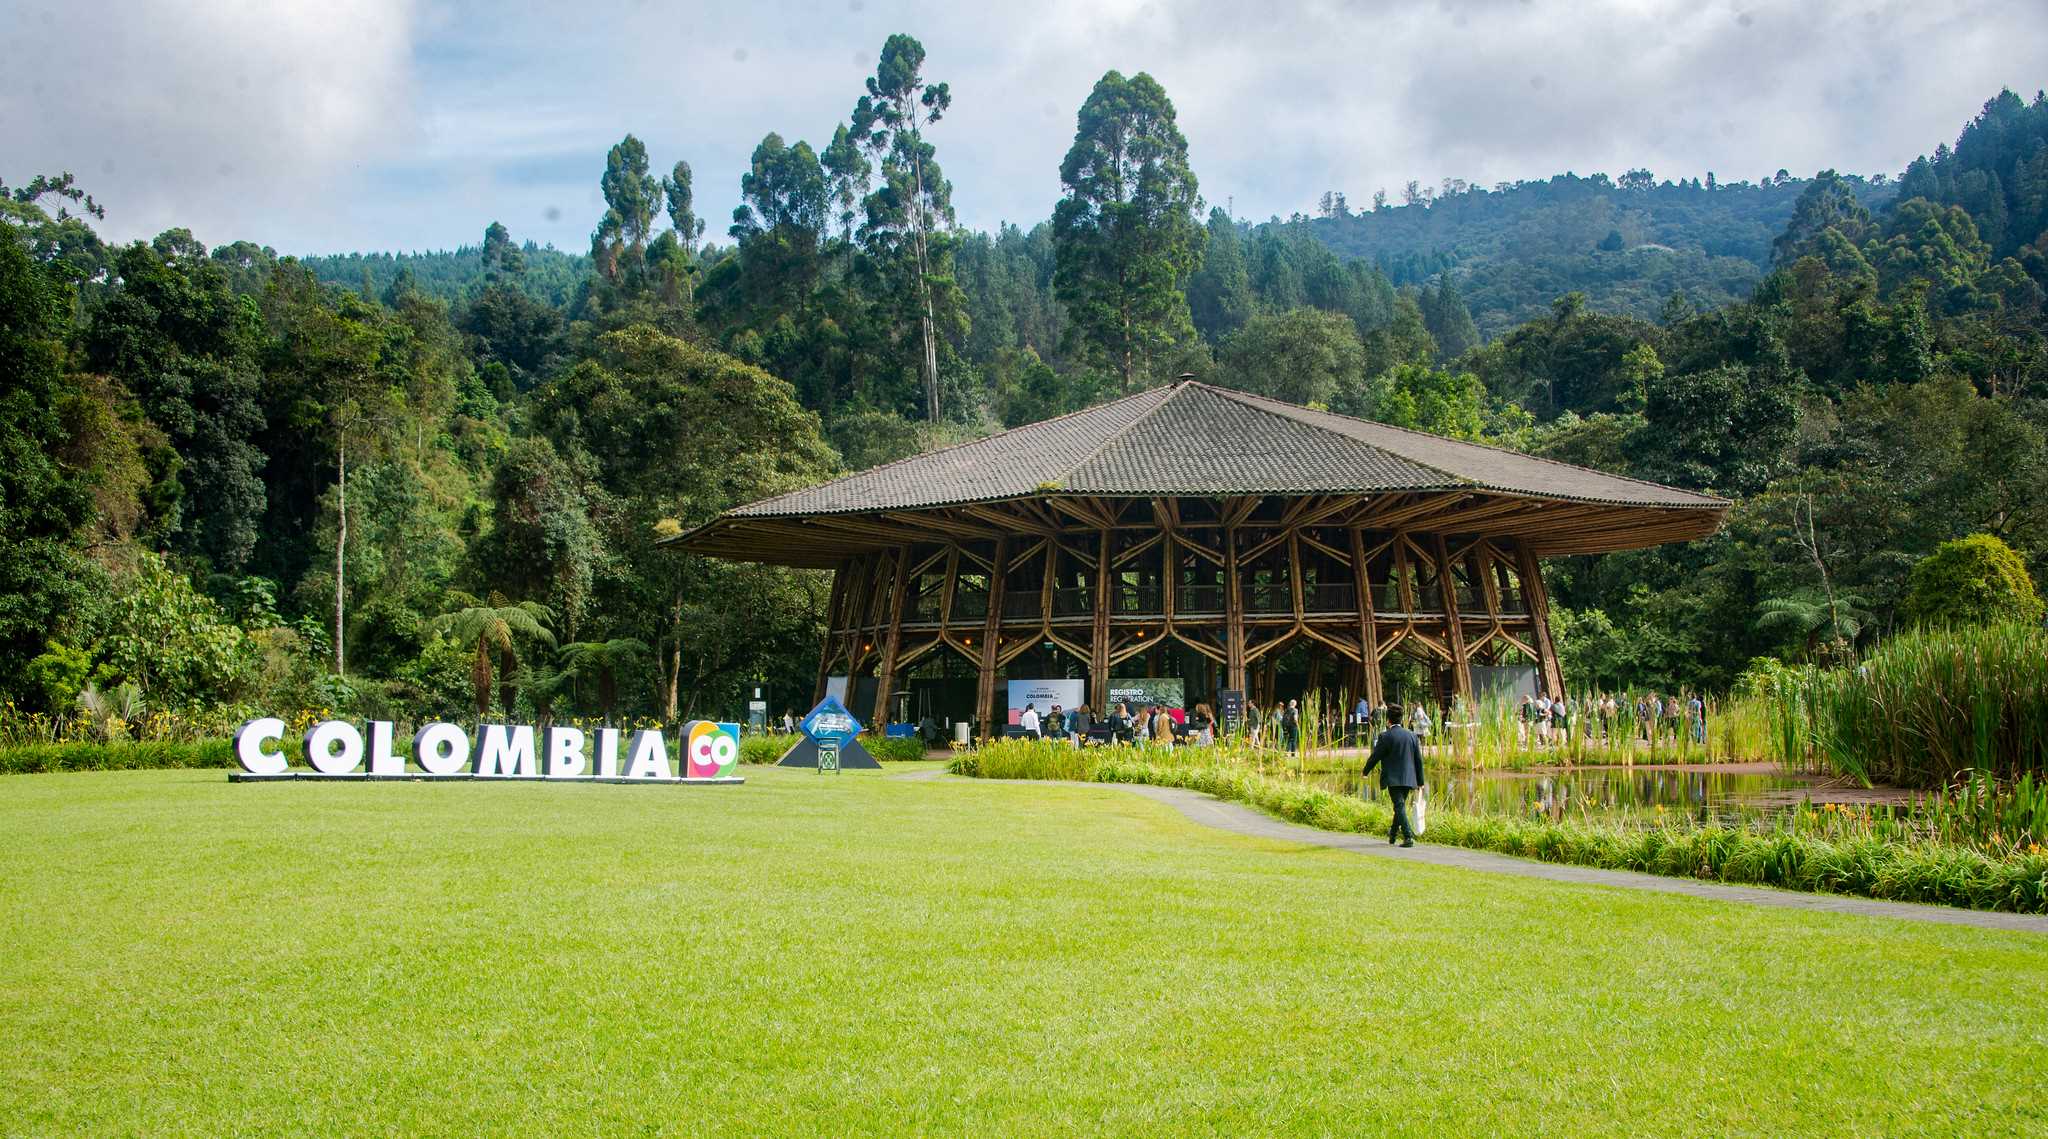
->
<box><xmin>665</xmin><ymin>380</ymin><xmax>1728</xmax><ymax>732</ymax></box>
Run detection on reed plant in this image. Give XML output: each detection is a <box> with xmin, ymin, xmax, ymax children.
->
<box><xmin>1766</xmin><ymin>624</ymin><xmax>2048</xmax><ymax>788</ymax></box>
<box><xmin>950</xmin><ymin>749</ymin><xmax>2048</xmax><ymax>914</ymax></box>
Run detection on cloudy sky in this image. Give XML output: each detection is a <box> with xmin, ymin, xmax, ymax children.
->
<box><xmin>5</xmin><ymin>0</ymin><xmax>2045</xmax><ymax>256</ymax></box>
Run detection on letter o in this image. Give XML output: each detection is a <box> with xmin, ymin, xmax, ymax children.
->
<box><xmin>304</xmin><ymin>720</ymin><xmax>364</xmax><ymax>775</ymax></box>
<box><xmin>414</xmin><ymin>722</ymin><xmax>469</xmax><ymax>776</ymax></box>
<box><xmin>234</xmin><ymin>717</ymin><xmax>288</xmax><ymax>775</ymax></box>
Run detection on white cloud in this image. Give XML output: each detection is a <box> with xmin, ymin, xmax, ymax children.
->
<box><xmin>3</xmin><ymin>0</ymin><xmax>2043</xmax><ymax>254</ymax></box>
<box><xmin>1</xmin><ymin>0</ymin><xmax>419</xmax><ymax>249</ymax></box>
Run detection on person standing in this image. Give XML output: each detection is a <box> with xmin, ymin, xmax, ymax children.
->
<box><xmin>1191</xmin><ymin>702</ymin><xmax>1216</xmax><ymax>745</ymax></box>
<box><xmin>1687</xmin><ymin>692</ymin><xmax>1705</xmax><ymax>744</ymax></box>
<box><xmin>1361</xmin><ymin>702</ymin><xmax>1425</xmax><ymax>847</ymax></box>
<box><xmin>1412</xmin><ymin>702</ymin><xmax>1433</xmax><ymax>743</ymax></box>
<box><xmin>1353</xmin><ymin>694</ymin><xmax>1372</xmax><ymax>747</ymax></box>
<box><xmin>1282</xmin><ymin>700</ymin><xmax>1301</xmax><ymax>752</ymax></box>
<box><xmin>1637</xmin><ymin>693</ymin><xmax>1654</xmax><ymax>744</ymax></box>
<box><xmin>1069</xmin><ymin>703</ymin><xmax>1091</xmax><ymax>746</ymax></box>
<box><xmin>1153</xmin><ymin>705</ymin><xmax>1176</xmax><ymax>746</ymax></box>
<box><xmin>1020</xmin><ymin>703</ymin><xmax>1041</xmax><ymax>740</ymax></box>
<box><xmin>1046</xmin><ymin>704</ymin><xmax>1066</xmax><ymax>742</ymax></box>
<box><xmin>1246</xmin><ymin>701</ymin><xmax>1265</xmax><ymax>747</ymax></box>
<box><xmin>1111</xmin><ymin>702</ymin><xmax>1133</xmax><ymax>745</ymax></box>
<box><xmin>1518</xmin><ymin>693</ymin><xmax>1536</xmax><ymax>746</ymax></box>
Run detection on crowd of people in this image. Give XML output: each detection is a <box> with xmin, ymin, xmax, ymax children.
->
<box><xmin>1017</xmin><ymin>700</ymin><xmax>1225</xmax><ymax>746</ymax></box>
<box><xmin>1012</xmin><ymin>687</ymin><xmax>1711</xmax><ymax>753</ymax></box>
<box><xmin>1512</xmin><ymin>691</ymin><xmax>1707</xmax><ymax>748</ymax></box>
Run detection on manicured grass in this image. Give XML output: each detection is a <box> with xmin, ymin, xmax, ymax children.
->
<box><xmin>3</xmin><ymin>767</ymin><xmax>2046</xmax><ymax>1136</ymax></box>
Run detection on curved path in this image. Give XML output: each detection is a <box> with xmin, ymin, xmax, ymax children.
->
<box><xmin>890</xmin><ymin>768</ymin><xmax>2048</xmax><ymax>933</ymax></box>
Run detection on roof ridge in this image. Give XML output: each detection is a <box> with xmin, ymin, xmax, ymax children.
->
<box><xmin>1050</xmin><ymin>381</ymin><xmax>1189</xmax><ymax>489</ymax></box>
<box><xmin>1201</xmin><ymin>382</ymin><xmax>1727</xmax><ymax>506</ymax></box>
<box><xmin>732</xmin><ymin>384</ymin><xmax>1177</xmax><ymax>515</ymax></box>
<box><xmin>1185</xmin><ymin>382</ymin><xmax>1468</xmax><ymax>488</ymax></box>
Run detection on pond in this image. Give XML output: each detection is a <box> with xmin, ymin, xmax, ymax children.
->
<box><xmin>1306</xmin><ymin>760</ymin><xmax>1906</xmax><ymax>827</ymax></box>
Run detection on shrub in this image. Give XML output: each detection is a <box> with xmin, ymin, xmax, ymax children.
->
<box><xmin>865</xmin><ymin>736</ymin><xmax>927</xmax><ymax>763</ymax></box>
<box><xmin>0</xmin><ymin>739</ymin><xmax>234</xmax><ymax>775</ymax></box>
<box><xmin>1901</xmin><ymin>534</ymin><xmax>2045</xmax><ymax>629</ymax></box>
<box><xmin>740</xmin><ymin>733</ymin><xmax>800</xmax><ymax>765</ymax></box>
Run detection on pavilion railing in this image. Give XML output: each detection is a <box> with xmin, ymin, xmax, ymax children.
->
<box><xmin>1177</xmin><ymin>584</ymin><xmax>1224</xmax><ymax>614</ymax></box>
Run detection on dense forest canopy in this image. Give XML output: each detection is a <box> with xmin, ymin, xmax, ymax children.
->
<box><xmin>5</xmin><ymin>57</ymin><xmax>2047</xmax><ymax>726</ymax></box>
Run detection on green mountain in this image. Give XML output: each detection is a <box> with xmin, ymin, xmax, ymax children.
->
<box><xmin>1297</xmin><ymin>172</ymin><xmax>1895</xmax><ymax>338</ymax></box>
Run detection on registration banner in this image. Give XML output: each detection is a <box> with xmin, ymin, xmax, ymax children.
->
<box><xmin>1108</xmin><ymin>678</ymin><xmax>1186</xmax><ymax>722</ymax></box>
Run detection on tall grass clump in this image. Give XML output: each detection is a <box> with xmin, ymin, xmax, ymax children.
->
<box><xmin>1773</xmin><ymin>625</ymin><xmax>2048</xmax><ymax>788</ymax></box>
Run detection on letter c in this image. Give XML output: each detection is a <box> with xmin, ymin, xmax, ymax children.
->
<box><xmin>235</xmin><ymin>717</ymin><xmax>288</xmax><ymax>775</ymax></box>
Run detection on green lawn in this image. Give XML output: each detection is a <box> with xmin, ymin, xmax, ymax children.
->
<box><xmin>3</xmin><ymin>766</ymin><xmax>2045</xmax><ymax>1136</ymax></box>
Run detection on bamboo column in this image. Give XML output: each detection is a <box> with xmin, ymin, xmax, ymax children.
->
<box><xmin>1516</xmin><ymin>539</ymin><xmax>1567</xmax><ymax>696</ymax></box>
<box><xmin>976</xmin><ymin>538</ymin><xmax>1008</xmax><ymax>739</ymax></box>
<box><xmin>1434</xmin><ymin>533</ymin><xmax>1474</xmax><ymax>705</ymax></box>
<box><xmin>1224</xmin><ymin>521</ymin><xmax>1247</xmax><ymax>693</ymax></box>
<box><xmin>1090</xmin><ymin>528</ymin><xmax>1112</xmax><ymax>711</ymax></box>
<box><xmin>814</xmin><ymin>559</ymin><xmax>850</xmax><ymax>706</ymax></box>
<box><xmin>870</xmin><ymin>546</ymin><xmax>914</xmax><ymax>725</ymax></box>
<box><xmin>1348</xmin><ymin>526</ymin><xmax>1384</xmax><ymax>706</ymax></box>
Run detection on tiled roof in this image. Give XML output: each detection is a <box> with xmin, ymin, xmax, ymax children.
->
<box><xmin>728</xmin><ymin>380</ymin><xmax>1725</xmax><ymax>516</ymax></box>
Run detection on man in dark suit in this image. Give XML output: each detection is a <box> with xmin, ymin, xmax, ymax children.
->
<box><xmin>1361</xmin><ymin>702</ymin><xmax>1425</xmax><ymax>847</ymax></box>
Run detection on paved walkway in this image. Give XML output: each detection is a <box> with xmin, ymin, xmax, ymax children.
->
<box><xmin>889</xmin><ymin>768</ymin><xmax>2048</xmax><ymax>933</ymax></box>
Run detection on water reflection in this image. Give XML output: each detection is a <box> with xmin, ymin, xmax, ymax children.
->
<box><xmin>1315</xmin><ymin>762</ymin><xmax>1858</xmax><ymax>827</ymax></box>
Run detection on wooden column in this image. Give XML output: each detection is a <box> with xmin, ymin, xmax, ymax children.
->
<box><xmin>1090</xmin><ymin>528</ymin><xmax>1112</xmax><ymax>711</ymax></box>
<box><xmin>814</xmin><ymin>559</ymin><xmax>850</xmax><ymax>705</ymax></box>
<box><xmin>1516</xmin><ymin>539</ymin><xmax>1567</xmax><ymax>696</ymax></box>
<box><xmin>1348</xmin><ymin>527</ymin><xmax>1383</xmax><ymax>706</ymax></box>
<box><xmin>1434</xmin><ymin>533</ymin><xmax>1473</xmax><ymax>706</ymax></box>
<box><xmin>1287</xmin><ymin>527</ymin><xmax>1306</xmax><ymax>620</ymax></box>
<box><xmin>976</xmin><ymin>538</ymin><xmax>1008</xmax><ymax>739</ymax></box>
<box><xmin>1224</xmin><ymin>520</ymin><xmax>1246</xmax><ymax>694</ymax></box>
<box><xmin>1161</xmin><ymin>521</ymin><xmax>1177</xmax><ymax>631</ymax></box>
<box><xmin>870</xmin><ymin>546</ymin><xmax>914</xmax><ymax>726</ymax></box>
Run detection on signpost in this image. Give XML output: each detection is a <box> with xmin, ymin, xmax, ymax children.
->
<box><xmin>817</xmin><ymin>737</ymin><xmax>840</xmax><ymax>774</ymax></box>
<box><xmin>777</xmin><ymin>694</ymin><xmax>881</xmax><ymax>768</ymax></box>
<box><xmin>1220</xmin><ymin>689</ymin><xmax>1245</xmax><ymax>737</ymax></box>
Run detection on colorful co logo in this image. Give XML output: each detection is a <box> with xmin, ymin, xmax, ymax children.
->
<box><xmin>686</xmin><ymin>720</ymin><xmax>740</xmax><ymax>779</ymax></box>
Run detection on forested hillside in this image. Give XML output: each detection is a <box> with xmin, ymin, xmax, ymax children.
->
<box><xmin>300</xmin><ymin>242</ymin><xmax>591</xmax><ymax>308</ymax></box>
<box><xmin>1297</xmin><ymin>171</ymin><xmax>1895</xmax><ymax>338</ymax></box>
<box><xmin>5</xmin><ymin>50</ymin><xmax>2046</xmax><ymax>730</ymax></box>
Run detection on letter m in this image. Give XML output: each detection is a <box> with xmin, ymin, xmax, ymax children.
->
<box><xmin>475</xmin><ymin>724</ymin><xmax>539</xmax><ymax>777</ymax></box>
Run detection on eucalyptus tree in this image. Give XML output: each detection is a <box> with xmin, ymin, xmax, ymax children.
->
<box><xmin>1052</xmin><ymin>70</ymin><xmax>1206</xmax><ymax>391</ymax></box>
<box><xmin>853</xmin><ymin>33</ymin><xmax>952</xmax><ymax>421</ymax></box>
<box><xmin>820</xmin><ymin>123</ymin><xmax>871</xmax><ymax>272</ymax></box>
<box><xmin>592</xmin><ymin>135</ymin><xmax>664</xmax><ymax>285</ymax></box>
<box><xmin>661</xmin><ymin>161</ymin><xmax>705</xmax><ymax>258</ymax></box>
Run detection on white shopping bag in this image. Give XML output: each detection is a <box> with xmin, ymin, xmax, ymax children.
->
<box><xmin>1413</xmin><ymin>787</ymin><xmax>1428</xmax><ymax>835</ymax></box>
